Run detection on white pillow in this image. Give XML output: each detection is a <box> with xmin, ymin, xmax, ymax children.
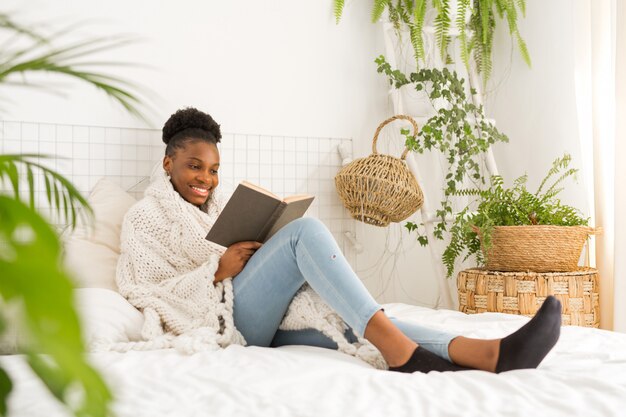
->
<box><xmin>2</xmin><ymin>179</ymin><xmax>142</xmax><ymax>354</ymax></box>
<box><xmin>0</xmin><ymin>301</ymin><xmax>23</xmax><ymax>354</ymax></box>
<box><xmin>0</xmin><ymin>289</ymin><xmax>145</xmax><ymax>354</ymax></box>
<box><xmin>63</xmin><ymin>177</ymin><xmax>137</xmax><ymax>290</ymax></box>
<box><xmin>74</xmin><ymin>288</ymin><xmax>144</xmax><ymax>346</ymax></box>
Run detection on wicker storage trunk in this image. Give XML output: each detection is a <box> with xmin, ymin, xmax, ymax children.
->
<box><xmin>457</xmin><ymin>268</ymin><xmax>600</xmax><ymax>328</ymax></box>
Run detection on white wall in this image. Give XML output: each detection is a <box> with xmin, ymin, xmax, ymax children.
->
<box><xmin>2</xmin><ymin>0</ymin><xmax>388</xmax><ymax>140</ymax></box>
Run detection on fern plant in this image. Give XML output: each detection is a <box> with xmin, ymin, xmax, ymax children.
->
<box><xmin>0</xmin><ymin>11</ymin><xmax>152</xmax><ymax>417</ymax></box>
<box><xmin>334</xmin><ymin>0</ymin><xmax>531</xmax><ymax>85</ymax></box>
<box><xmin>441</xmin><ymin>154</ymin><xmax>589</xmax><ymax>277</ymax></box>
<box><xmin>467</xmin><ymin>0</ymin><xmax>531</xmax><ymax>86</ymax></box>
<box><xmin>433</xmin><ymin>0</ymin><xmax>451</xmax><ymax>62</ymax></box>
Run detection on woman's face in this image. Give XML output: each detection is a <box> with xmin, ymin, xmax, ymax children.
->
<box><xmin>163</xmin><ymin>140</ymin><xmax>220</xmax><ymax>207</ymax></box>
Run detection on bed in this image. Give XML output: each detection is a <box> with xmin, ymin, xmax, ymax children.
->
<box><xmin>2</xmin><ymin>300</ymin><xmax>626</xmax><ymax>417</ymax></box>
<box><xmin>2</xmin><ymin>168</ymin><xmax>625</xmax><ymax>417</ymax></box>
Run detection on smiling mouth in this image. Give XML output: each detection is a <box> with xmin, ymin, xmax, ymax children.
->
<box><xmin>189</xmin><ymin>185</ymin><xmax>210</xmax><ymax>196</ymax></box>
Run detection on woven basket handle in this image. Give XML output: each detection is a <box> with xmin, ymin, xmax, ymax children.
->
<box><xmin>372</xmin><ymin>115</ymin><xmax>419</xmax><ymax>160</ymax></box>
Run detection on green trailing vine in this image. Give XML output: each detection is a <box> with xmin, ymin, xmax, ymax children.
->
<box><xmin>375</xmin><ymin>54</ymin><xmax>509</xmax><ymax>244</ymax></box>
<box><xmin>441</xmin><ymin>154</ymin><xmax>589</xmax><ymax>277</ymax></box>
<box><xmin>334</xmin><ymin>0</ymin><xmax>531</xmax><ymax>85</ymax></box>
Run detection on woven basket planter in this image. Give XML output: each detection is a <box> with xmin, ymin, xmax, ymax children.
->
<box><xmin>457</xmin><ymin>268</ymin><xmax>600</xmax><ymax>327</ymax></box>
<box><xmin>478</xmin><ymin>225</ymin><xmax>596</xmax><ymax>272</ymax></box>
<box><xmin>335</xmin><ymin>115</ymin><xmax>424</xmax><ymax>227</ymax></box>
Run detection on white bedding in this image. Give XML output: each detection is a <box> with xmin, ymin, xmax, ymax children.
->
<box><xmin>3</xmin><ymin>303</ymin><xmax>626</xmax><ymax>417</ymax></box>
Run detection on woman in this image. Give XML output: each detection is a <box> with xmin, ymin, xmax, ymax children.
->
<box><xmin>116</xmin><ymin>107</ymin><xmax>562</xmax><ymax>373</ymax></box>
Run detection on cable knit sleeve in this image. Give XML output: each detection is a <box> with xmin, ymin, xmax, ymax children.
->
<box><xmin>116</xmin><ymin>235</ymin><xmax>219</xmax><ymax>302</ymax></box>
<box><xmin>116</xmin><ymin>200</ymin><xmax>224</xmax><ymax>337</ymax></box>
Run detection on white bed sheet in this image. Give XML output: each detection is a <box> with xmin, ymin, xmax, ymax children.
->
<box><xmin>2</xmin><ymin>303</ymin><xmax>626</xmax><ymax>417</ymax></box>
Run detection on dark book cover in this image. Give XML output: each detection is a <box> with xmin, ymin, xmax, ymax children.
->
<box><xmin>206</xmin><ymin>182</ymin><xmax>314</xmax><ymax>247</ymax></box>
<box><xmin>264</xmin><ymin>198</ymin><xmax>316</xmax><ymax>241</ymax></box>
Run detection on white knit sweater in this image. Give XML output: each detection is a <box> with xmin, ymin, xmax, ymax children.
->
<box><xmin>113</xmin><ymin>170</ymin><xmax>386</xmax><ymax>369</ymax></box>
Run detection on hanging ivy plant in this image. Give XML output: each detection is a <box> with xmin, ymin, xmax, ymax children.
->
<box><xmin>375</xmin><ymin>54</ymin><xmax>509</xmax><ymax>244</ymax></box>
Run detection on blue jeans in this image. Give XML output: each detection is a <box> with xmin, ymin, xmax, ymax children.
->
<box><xmin>232</xmin><ymin>217</ymin><xmax>458</xmax><ymax>362</ymax></box>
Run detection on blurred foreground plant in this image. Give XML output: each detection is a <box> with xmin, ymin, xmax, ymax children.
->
<box><xmin>0</xmin><ymin>11</ymin><xmax>151</xmax><ymax>417</ymax></box>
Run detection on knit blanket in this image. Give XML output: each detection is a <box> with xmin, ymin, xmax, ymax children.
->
<box><xmin>112</xmin><ymin>169</ymin><xmax>386</xmax><ymax>369</ymax></box>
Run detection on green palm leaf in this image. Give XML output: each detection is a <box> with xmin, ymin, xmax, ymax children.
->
<box><xmin>0</xmin><ymin>154</ymin><xmax>92</xmax><ymax>229</ymax></box>
<box><xmin>0</xmin><ymin>196</ymin><xmax>112</xmax><ymax>417</ymax></box>
<box><xmin>0</xmin><ymin>13</ymin><xmax>47</xmax><ymax>42</ymax></box>
<box><xmin>0</xmin><ymin>17</ymin><xmax>152</xmax><ymax>122</ymax></box>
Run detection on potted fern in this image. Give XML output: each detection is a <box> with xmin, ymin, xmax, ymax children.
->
<box><xmin>443</xmin><ymin>154</ymin><xmax>594</xmax><ymax>278</ymax></box>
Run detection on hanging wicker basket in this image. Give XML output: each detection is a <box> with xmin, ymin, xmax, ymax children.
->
<box><xmin>335</xmin><ymin>115</ymin><xmax>424</xmax><ymax>227</ymax></box>
<box><xmin>475</xmin><ymin>225</ymin><xmax>598</xmax><ymax>272</ymax></box>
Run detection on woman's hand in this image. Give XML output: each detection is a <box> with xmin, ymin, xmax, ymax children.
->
<box><xmin>214</xmin><ymin>241</ymin><xmax>262</xmax><ymax>283</ymax></box>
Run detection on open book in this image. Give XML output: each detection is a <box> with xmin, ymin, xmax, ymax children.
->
<box><xmin>206</xmin><ymin>181</ymin><xmax>315</xmax><ymax>247</ymax></box>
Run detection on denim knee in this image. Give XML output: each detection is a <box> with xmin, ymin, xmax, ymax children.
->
<box><xmin>291</xmin><ymin>217</ymin><xmax>326</xmax><ymax>234</ymax></box>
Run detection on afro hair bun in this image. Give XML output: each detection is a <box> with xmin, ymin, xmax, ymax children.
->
<box><xmin>162</xmin><ymin>107</ymin><xmax>221</xmax><ymax>144</ymax></box>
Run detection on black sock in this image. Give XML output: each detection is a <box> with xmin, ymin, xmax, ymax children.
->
<box><xmin>388</xmin><ymin>346</ymin><xmax>469</xmax><ymax>373</ymax></box>
<box><xmin>495</xmin><ymin>295</ymin><xmax>562</xmax><ymax>373</ymax></box>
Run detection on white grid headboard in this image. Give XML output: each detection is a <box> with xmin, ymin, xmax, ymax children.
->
<box><xmin>0</xmin><ymin>120</ymin><xmax>357</xmax><ymax>263</ymax></box>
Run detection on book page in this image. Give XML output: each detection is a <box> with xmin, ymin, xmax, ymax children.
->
<box><xmin>242</xmin><ymin>180</ymin><xmax>313</xmax><ymax>204</ymax></box>
<box><xmin>283</xmin><ymin>194</ymin><xmax>315</xmax><ymax>204</ymax></box>
<box><xmin>241</xmin><ymin>181</ymin><xmax>279</xmax><ymax>200</ymax></box>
